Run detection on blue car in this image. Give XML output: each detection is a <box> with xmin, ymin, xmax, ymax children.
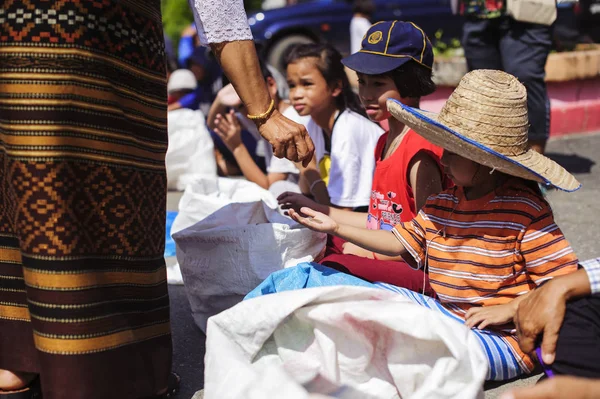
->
<box><xmin>248</xmin><ymin>0</ymin><xmax>464</xmax><ymax>70</ymax></box>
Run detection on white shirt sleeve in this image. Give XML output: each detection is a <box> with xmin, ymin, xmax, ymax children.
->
<box><xmin>327</xmin><ymin>111</ymin><xmax>383</xmax><ymax>208</ymax></box>
<box><xmin>581</xmin><ymin>258</ymin><xmax>600</xmax><ymax>295</ymax></box>
<box><xmin>189</xmin><ymin>0</ymin><xmax>253</xmax><ymax>45</ymax></box>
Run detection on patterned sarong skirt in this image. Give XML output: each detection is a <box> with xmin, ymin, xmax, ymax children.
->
<box><xmin>0</xmin><ymin>1</ymin><xmax>171</xmax><ymax>397</ymax></box>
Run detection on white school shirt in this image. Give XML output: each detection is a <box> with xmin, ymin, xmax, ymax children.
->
<box><xmin>307</xmin><ymin>110</ymin><xmax>384</xmax><ymax>208</ymax></box>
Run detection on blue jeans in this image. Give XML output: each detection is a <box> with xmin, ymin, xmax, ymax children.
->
<box><xmin>462</xmin><ymin>16</ymin><xmax>552</xmax><ymax>143</ymax></box>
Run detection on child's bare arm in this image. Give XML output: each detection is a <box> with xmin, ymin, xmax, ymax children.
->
<box><xmin>207</xmin><ymin>84</ymin><xmax>242</xmax><ymax>131</ymax></box>
<box><xmin>289</xmin><ymin>207</ymin><xmax>406</xmax><ymax>257</ymax></box>
<box><xmin>278</xmin><ymin>192</ymin><xmax>368</xmax><ymax>228</ymax></box>
<box><xmin>408</xmin><ymin>151</ymin><xmax>444</xmax><ymax>213</ymax></box>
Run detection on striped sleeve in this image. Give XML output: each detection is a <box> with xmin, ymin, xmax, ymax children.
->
<box><xmin>521</xmin><ymin>211</ymin><xmax>578</xmax><ymax>285</ymax></box>
<box><xmin>580</xmin><ymin>258</ymin><xmax>600</xmax><ymax>294</ymax></box>
<box><xmin>392</xmin><ymin>211</ymin><xmax>428</xmax><ymax>269</ymax></box>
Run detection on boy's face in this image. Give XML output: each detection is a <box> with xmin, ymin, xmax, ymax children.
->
<box><xmin>440</xmin><ymin>151</ymin><xmax>480</xmax><ymax>187</ymax></box>
<box><xmin>356</xmin><ymin>72</ymin><xmax>401</xmax><ymax>122</ymax></box>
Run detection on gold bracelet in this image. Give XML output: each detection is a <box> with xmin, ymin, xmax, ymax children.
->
<box><xmin>247</xmin><ymin>99</ymin><xmax>275</xmax><ymax>122</ymax></box>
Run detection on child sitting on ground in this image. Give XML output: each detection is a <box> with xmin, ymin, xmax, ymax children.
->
<box><xmin>285</xmin><ymin>43</ymin><xmax>384</xmax><ymax>210</ymax></box>
<box><xmin>287</xmin><ymin>70</ymin><xmax>581</xmax><ymax>380</ymax></box>
<box><xmin>279</xmin><ymin>21</ymin><xmax>450</xmax><ymax>293</ymax></box>
<box><xmin>207</xmin><ymin>60</ymin><xmax>303</xmax><ymax>192</ymax></box>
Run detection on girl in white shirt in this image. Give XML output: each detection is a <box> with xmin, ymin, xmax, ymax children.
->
<box><xmin>285</xmin><ymin>43</ymin><xmax>383</xmax><ymax>209</ymax></box>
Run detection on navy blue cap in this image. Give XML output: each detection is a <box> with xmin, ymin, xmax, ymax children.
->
<box><xmin>342</xmin><ymin>20</ymin><xmax>434</xmax><ymax>75</ymax></box>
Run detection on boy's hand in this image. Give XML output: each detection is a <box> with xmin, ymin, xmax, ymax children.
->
<box><xmin>214</xmin><ymin>110</ymin><xmax>243</xmax><ymax>151</ymax></box>
<box><xmin>465</xmin><ymin>303</ymin><xmax>516</xmax><ymax>330</ymax></box>
<box><xmin>288</xmin><ymin>207</ymin><xmax>338</xmax><ymax>235</ymax></box>
<box><xmin>278</xmin><ymin>192</ymin><xmax>324</xmax><ymax>214</ymax></box>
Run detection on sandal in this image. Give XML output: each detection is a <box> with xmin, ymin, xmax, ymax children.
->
<box><xmin>0</xmin><ymin>377</ymin><xmax>41</xmax><ymax>399</ymax></box>
<box><xmin>162</xmin><ymin>372</ymin><xmax>180</xmax><ymax>398</ymax></box>
<box><xmin>142</xmin><ymin>372</ymin><xmax>180</xmax><ymax>399</ymax></box>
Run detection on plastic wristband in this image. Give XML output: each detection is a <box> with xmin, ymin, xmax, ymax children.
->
<box><xmin>247</xmin><ymin>99</ymin><xmax>275</xmax><ymax>122</ymax></box>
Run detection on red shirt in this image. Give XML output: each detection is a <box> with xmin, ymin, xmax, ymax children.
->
<box><xmin>367</xmin><ymin>129</ymin><xmax>448</xmax><ymax>231</ymax></box>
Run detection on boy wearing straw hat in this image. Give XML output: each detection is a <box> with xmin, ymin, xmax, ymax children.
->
<box><xmin>288</xmin><ymin>69</ymin><xmax>580</xmax><ymax>380</ymax></box>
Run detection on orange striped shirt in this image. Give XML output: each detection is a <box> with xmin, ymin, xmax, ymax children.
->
<box><xmin>392</xmin><ymin>179</ymin><xmax>578</xmax><ymax>370</ymax></box>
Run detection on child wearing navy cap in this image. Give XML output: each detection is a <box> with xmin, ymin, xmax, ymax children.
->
<box><xmin>279</xmin><ymin>21</ymin><xmax>451</xmax><ymax>292</ymax></box>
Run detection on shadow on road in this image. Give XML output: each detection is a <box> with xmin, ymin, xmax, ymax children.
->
<box><xmin>169</xmin><ymin>285</ymin><xmax>207</xmax><ymax>398</ymax></box>
<box><xmin>546</xmin><ymin>152</ymin><xmax>596</xmax><ymax>174</ymax></box>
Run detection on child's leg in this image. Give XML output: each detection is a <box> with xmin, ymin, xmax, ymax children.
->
<box><xmin>375</xmin><ymin>283</ymin><xmax>526</xmax><ymax>381</ymax></box>
<box><xmin>320</xmin><ymin>254</ymin><xmax>435</xmax><ymax>297</ymax></box>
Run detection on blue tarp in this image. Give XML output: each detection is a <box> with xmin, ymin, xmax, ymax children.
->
<box><xmin>245</xmin><ymin>263</ymin><xmax>374</xmax><ymax>300</ymax></box>
<box><xmin>164</xmin><ymin>211</ymin><xmax>178</xmax><ymax>258</ymax></box>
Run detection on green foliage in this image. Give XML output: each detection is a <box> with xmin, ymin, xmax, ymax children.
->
<box><xmin>431</xmin><ymin>29</ymin><xmax>463</xmax><ymax>58</ymax></box>
<box><xmin>161</xmin><ymin>0</ymin><xmax>262</xmax><ymax>45</ymax></box>
<box><xmin>161</xmin><ymin>0</ymin><xmax>194</xmax><ymax>43</ymax></box>
<box><xmin>245</xmin><ymin>0</ymin><xmax>263</xmax><ymax>11</ymax></box>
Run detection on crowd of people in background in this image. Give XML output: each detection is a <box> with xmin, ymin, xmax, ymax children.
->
<box><xmin>158</xmin><ymin>0</ymin><xmax>600</xmax><ymax>397</ymax></box>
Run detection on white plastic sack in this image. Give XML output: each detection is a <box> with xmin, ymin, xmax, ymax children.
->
<box><xmin>167</xmin><ymin>177</ymin><xmax>280</xmax><ymax>285</ymax></box>
<box><xmin>205</xmin><ymin>286</ymin><xmax>487</xmax><ymax>399</ymax></box>
<box><xmin>166</xmin><ymin>109</ymin><xmax>217</xmax><ymax>191</ymax></box>
<box><xmin>174</xmin><ymin>201</ymin><xmax>327</xmax><ymax>332</ymax></box>
<box><xmin>171</xmin><ymin>177</ymin><xmax>277</xmax><ymax>236</ymax></box>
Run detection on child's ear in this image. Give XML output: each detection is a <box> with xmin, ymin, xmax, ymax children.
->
<box><xmin>266</xmin><ymin>76</ymin><xmax>278</xmax><ymax>98</ymax></box>
<box><xmin>331</xmin><ymin>79</ymin><xmax>343</xmax><ymax>98</ymax></box>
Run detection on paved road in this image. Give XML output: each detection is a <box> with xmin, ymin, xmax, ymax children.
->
<box><xmin>168</xmin><ymin>132</ymin><xmax>600</xmax><ymax>399</ymax></box>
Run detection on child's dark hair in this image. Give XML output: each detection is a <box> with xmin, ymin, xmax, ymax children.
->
<box><xmin>285</xmin><ymin>43</ymin><xmax>366</xmax><ymax>116</ymax></box>
<box><xmin>352</xmin><ymin>0</ymin><xmax>375</xmax><ymax>17</ymax></box>
<box><xmin>385</xmin><ymin>60</ymin><xmax>436</xmax><ymax>99</ymax></box>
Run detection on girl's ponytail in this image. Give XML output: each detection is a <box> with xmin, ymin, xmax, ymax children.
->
<box><xmin>285</xmin><ymin>43</ymin><xmax>366</xmax><ymax>117</ymax></box>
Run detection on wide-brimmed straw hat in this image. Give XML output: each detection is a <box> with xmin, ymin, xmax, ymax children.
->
<box><xmin>387</xmin><ymin>69</ymin><xmax>581</xmax><ymax>192</ymax></box>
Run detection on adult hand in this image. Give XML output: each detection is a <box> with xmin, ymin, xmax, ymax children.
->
<box><xmin>258</xmin><ymin>109</ymin><xmax>315</xmax><ymax>167</ymax></box>
<box><xmin>514</xmin><ymin>280</ymin><xmax>567</xmax><ymax>365</ymax></box>
<box><xmin>288</xmin><ymin>207</ymin><xmax>338</xmax><ymax>235</ymax></box>
<box><xmin>500</xmin><ymin>376</ymin><xmax>600</xmax><ymax>399</ymax></box>
<box><xmin>213</xmin><ymin>110</ymin><xmax>243</xmax><ymax>151</ymax></box>
<box><xmin>465</xmin><ymin>303</ymin><xmax>516</xmax><ymax>330</ymax></box>
<box><xmin>342</xmin><ymin>242</ymin><xmax>375</xmax><ymax>259</ymax></box>
<box><xmin>278</xmin><ymin>192</ymin><xmax>324</xmax><ymax>214</ymax></box>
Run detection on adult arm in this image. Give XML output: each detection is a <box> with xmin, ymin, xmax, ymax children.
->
<box><xmin>177</xmin><ymin>24</ymin><xmax>197</xmax><ymax>67</ymax></box>
<box><xmin>515</xmin><ymin>267</ymin><xmax>592</xmax><ymax>364</ymax></box>
<box><xmin>501</xmin><ymin>376</ymin><xmax>600</xmax><ymax>399</ymax></box>
<box><xmin>189</xmin><ymin>0</ymin><xmax>314</xmax><ymax>165</ymax></box>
